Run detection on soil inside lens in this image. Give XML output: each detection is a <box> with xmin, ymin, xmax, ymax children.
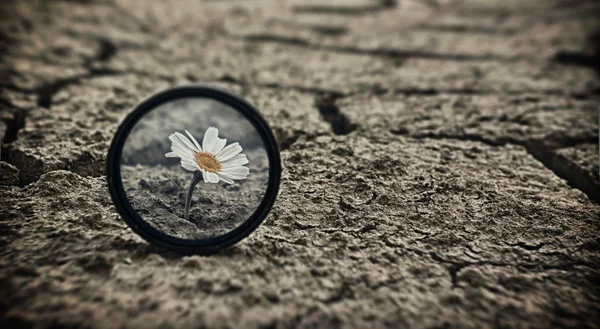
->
<box><xmin>121</xmin><ymin>162</ymin><xmax>268</xmax><ymax>240</ymax></box>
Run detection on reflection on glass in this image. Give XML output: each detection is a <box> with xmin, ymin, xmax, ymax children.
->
<box><xmin>120</xmin><ymin>97</ymin><xmax>269</xmax><ymax>240</ymax></box>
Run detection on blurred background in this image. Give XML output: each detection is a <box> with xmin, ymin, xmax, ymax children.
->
<box><xmin>122</xmin><ymin>97</ymin><xmax>266</xmax><ymax>165</ymax></box>
<box><xmin>0</xmin><ymin>0</ymin><xmax>599</xmax><ymax>328</ymax></box>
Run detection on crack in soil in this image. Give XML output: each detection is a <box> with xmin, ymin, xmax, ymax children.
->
<box><xmin>391</xmin><ymin>130</ymin><xmax>511</xmax><ymax>147</ymax></box>
<box><xmin>525</xmin><ymin>138</ymin><xmax>600</xmax><ymax>204</ymax></box>
<box><xmin>240</xmin><ymin>33</ymin><xmax>529</xmax><ymax>64</ymax></box>
<box><xmin>314</xmin><ymin>94</ymin><xmax>357</xmax><ymax>135</ymax></box>
<box><xmin>389</xmin><ymin>130</ymin><xmax>599</xmax><ymax>204</ymax></box>
<box><xmin>35</xmin><ymin>71</ymin><xmax>118</xmax><ymax>108</ymax></box>
<box><xmin>376</xmin><ymin>86</ymin><xmax>600</xmax><ymax>99</ymax></box>
<box><xmin>552</xmin><ymin>31</ymin><xmax>600</xmax><ymax>74</ymax></box>
<box><xmin>36</xmin><ymin>37</ymin><xmax>121</xmax><ymax>109</ymax></box>
<box><xmin>254</xmin><ymin>82</ymin><xmax>347</xmax><ymax>98</ymax></box>
<box><xmin>277</xmin><ymin>133</ymin><xmax>301</xmax><ymax>151</ymax></box>
<box><xmin>293</xmin><ymin>0</ymin><xmax>397</xmax><ymax>16</ymax></box>
<box><xmin>1</xmin><ymin>110</ymin><xmax>26</xmax><ymax>145</ymax></box>
<box><xmin>0</xmin><ymin>110</ymin><xmax>26</xmax><ymax>163</ymax></box>
<box><xmin>430</xmin><ymin>250</ymin><xmax>595</xmax><ymax>289</ymax></box>
<box><xmin>416</xmin><ymin>23</ymin><xmax>518</xmax><ymax>36</ymax></box>
<box><xmin>94</xmin><ymin>38</ymin><xmax>118</xmax><ymax>62</ymax></box>
<box><xmin>218</xmin><ymin>77</ymin><xmax>599</xmax><ymax>101</ymax></box>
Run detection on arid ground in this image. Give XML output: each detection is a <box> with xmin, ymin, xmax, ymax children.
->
<box><xmin>1</xmin><ymin>0</ymin><xmax>599</xmax><ymax>328</ymax></box>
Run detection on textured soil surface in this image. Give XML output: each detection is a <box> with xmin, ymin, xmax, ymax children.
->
<box><xmin>122</xmin><ymin>164</ymin><xmax>268</xmax><ymax>240</ymax></box>
<box><xmin>1</xmin><ymin>0</ymin><xmax>599</xmax><ymax>328</ymax></box>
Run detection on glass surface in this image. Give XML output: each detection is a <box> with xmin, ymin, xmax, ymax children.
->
<box><xmin>120</xmin><ymin>97</ymin><xmax>269</xmax><ymax>240</ymax></box>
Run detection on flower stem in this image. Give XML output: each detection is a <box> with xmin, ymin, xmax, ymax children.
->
<box><xmin>184</xmin><ymin>171</ymin><xmax>202</xmax><ymax>220</ymax></box>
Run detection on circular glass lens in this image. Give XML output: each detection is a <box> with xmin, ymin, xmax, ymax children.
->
<box><xmin>107</xmin><ymin>86</ymin><xmax>279</xmax><ymax>253</ymax></box>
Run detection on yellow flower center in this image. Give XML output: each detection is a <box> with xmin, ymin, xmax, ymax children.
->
<box><xmin>194</xmin><ymin>152</ymin><xmax>221</xmax><ymax>172</ymax></box>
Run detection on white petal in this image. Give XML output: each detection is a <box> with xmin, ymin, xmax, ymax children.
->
<box><xmin>215</xmin><ymin>143</ymin><xmax>242</xmax><ymax>162</ymax></box>
<box><xmin>221</xmin><ymin>167</ymin><xmax>250</xmax><ymax>179</ymax></box>
<box><xmin>185</xmin><ymin>130</ymin><xmax>202</xmax><ymax>151</ymax></box>
<box><xmin>221</xmin><ymin>166</ymin><xmax>250</xmax><ymax>176</ymax></box>
<box><xmin>202</xmin><ymin>127</ymin><xmax>219</xmax><ymax>153</ymax></box>
<box><xmin>212</xmin><ymin>138</ymin><xmax>227</xmax><ymax>154</ymax></box>
<box><xmin>165</xmin><ymin>151</ymin><xmax>178</xmax><ymax>158</ymax></box>
<box><xmin>173</xmin><ymin>151</ymin><xmax>193</xmax><ymax>164</ymax></box>
<box><xmin>202</xmin><ymin>171</ymin><xmax>209</xmax><ymax>183</ymax></box>
<box><xmin>216</xmin><ymin>173</ymin><xmax>234</xmax><ymax>184</ymax></box>
<box><xmin>169</xmin><ymin>134</ymin><xmax>194</xmax><ymax>152</ymax></box>
<box><xmin>221</xmin><ymin>154</ymin><xmax>249</xmax><ymax>168</ymax></box>
<box><xmin>171</xmin><ymin>144</ymin><xmax>193</xmax><ymax>159</ymax></box>
<box><xmin>206</xmin><ymin>172</ymin><xmax>219</xmax><ymax>183</ymax></box>
<box><xmin>181</xmin><ymin>158</ymin><xmax>197</xmax><ymax>168</ymax></box>
<box><xmin>218</xmin><ymin>171</ymin><xmax>244</xmax><ymax>181</ymax></box>
<box><xmin>181</xmin><ymin>162</ymin><xmax>198</xmax><ymax>171</ymax></box>
<box><xmin>175</xmin><ymin>132</ymin><xmax>199</xmax><ymax>152</ymax></box>
<box><xmin>225</xmin><ymin>174</ymin><xmax>248</xmax><ymax>180</ymax></box>
<box><xmin>171</xmin><ymin>143</ymin><xmax>189</xmax><ymax>154</ymax></box>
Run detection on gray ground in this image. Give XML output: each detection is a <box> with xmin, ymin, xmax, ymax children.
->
<box><xmin>1</xmin><ymin>0</ymin><xmax>599</xmax><ymax>328</ymax></box>
<box><xmin>121</xmin><ymin>163</ymin><xmax>268</xmax><ymax>240</ymax></box>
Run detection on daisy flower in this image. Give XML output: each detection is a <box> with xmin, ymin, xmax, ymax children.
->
<box><xmin>165</xmin><ymin>127</ymin><xmax>249</xmax><ymax>184</ymax></box>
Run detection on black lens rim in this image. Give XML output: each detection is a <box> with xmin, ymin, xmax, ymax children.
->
<box><xmin>106</xmin><ymin>85</ymin><xmax>281</xmax><ymax>254</ymax></box>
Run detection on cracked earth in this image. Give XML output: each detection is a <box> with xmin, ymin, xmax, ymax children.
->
<box><xmin>0</xmin><ymin>0</ymin><xmax>599</xmax><ymax>328</ymax></box>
